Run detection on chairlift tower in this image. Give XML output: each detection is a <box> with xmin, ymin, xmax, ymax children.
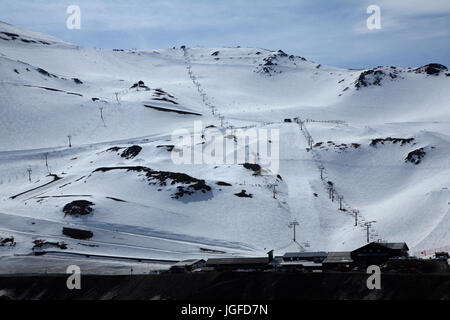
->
<box><xmin>338</xmin><ymin>196</ymin><xmax>344</xmax><ymax>210</ymax></box>
<box><xmin>288</xmin><ymin>220</ymin><xmax>299</xmax><ymax>242</ymax></box>
<box><xmin>268</xmin><ymin>183</ymin><xmax>278</xmax><ymax>199</ymax></box>
<box><xmin>364</xmin><ymin>221</ymin><xmax>376</xmax><ymax>243</ymax></box>
<box><xmin>352</xmin><ymin>209</ymin><xmax>359</xmax><ymax>226</ymax></box>
<box><xmin>27</xmin><ymin>168</ymin><xmax>32</xmax><ymax>183</ymax></box>
<box><xmin>319</xmin><ymin>165</ymin><xmax>324</xmax><ymax>180</ymax></box>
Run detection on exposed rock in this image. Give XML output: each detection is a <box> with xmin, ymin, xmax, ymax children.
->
<box><xmin>370</xmin><ymin>137</ymin><xmax>415</xmax><ymax>146</ymax></box>
<box><xmin>314</xmin><ymin>142</ymin><xmax>323</xmax><ymax>148</ymax></box>
<box><xmin>354</xmin><ymin>67</ymin><xmax>400</xmax><ymax>89</ymax></box>
<box><xmin>405</xmin><ymin>148</ymin><xmax>426</xmax><ymax>165</ymax></box>
<box><xmin>1</xmin><ymin>31</ymin><xmax>19</xmax><ymax>38</ymax></box>
<box><xmin>32</xmin><ymin>239</ymin><xmax>67</xmax><ymax>250</ymax></box>
<box><xmin>130</xmin><ymin>80</ymin><xmax>150</xmax><ymax>90</ymax></box>
<box><xmin>277</xmin><ymin>50</ymin><xmax>288</xmax><ymax>57</ymax></box>
<box><xmin>216</xmin><ymin>181</ymin><xmax>232</xmax><ymax>186</ymax></box>
<box><xmin>234</xmin><ymin>190</ymin><xmax>253</xmax><ymax>198</ymax></box>
<box><xmin>36</xmin><ymin>67</ymin><xmax>56</xmax><ymax>78</ymax></box>
<box><xmin>242</xmin><ymin>163</ymin><xmax>261</xmax><ymax>174</ymax></box>
<box><xmin>152</xmin><ymin>97</ymin><xmax>178</xmax><ymax>104</ymax></box>
<box><xmin>120</xmin><ymin>145</ymin><xmax>142</xmax><ymax>159</ymax></box>
<box><xmin>153</xmin><ymin>88</ymin><xmax>176</xmax><ymax>99</ymax></box>
<box><xmin>0</xmin><ymin>237</ymin><xmax>16</xmax><ymax>247</ymax></box>
<box><xmin>21</xmin><ymin>38</ymin><xmax>36</xmax><ymax>43</ymax></box>
<box><xmin>414</xmin><ymin>63</ymin><xmax>448</xmax><ymax>76</ymax></box>
<box><xmin>63</xmin><ymin>200</ymin><xmax>94</xmax><ymax>217</ymax></box>
<box><xmin>314</xmin><ymin>141</ymin><xmax>360</xmax><ymax>152</ymax></box>
<box><xmin>156</xmin><ymin>145</ymin><xmax>175</xmax><ymax>152</ymax></box>
<box><xmin>242</xmin><ymin>163</ymin><xmax>261</xmax><ymax>172</ymax></box>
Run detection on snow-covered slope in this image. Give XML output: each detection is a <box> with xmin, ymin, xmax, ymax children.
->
<box><xmin>0</xmin><ymin>22</ymin><xmax>449</xmax><ymax>268</ymax></box>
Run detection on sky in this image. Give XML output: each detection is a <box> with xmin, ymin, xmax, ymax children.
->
<box><xmin>1</xmin><ymin>0</ymin><xmax>449</xmax><ymax>68</ymax></box>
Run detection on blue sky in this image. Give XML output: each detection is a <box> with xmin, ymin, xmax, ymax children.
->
<box><xmin>1</xmin><ymin>0</ymin><xmax>449</xmax><ymax>68</ymax></box>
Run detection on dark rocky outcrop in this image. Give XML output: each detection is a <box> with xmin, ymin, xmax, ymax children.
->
<box><xmin>36</xmin><ymin>67</ymin><xmax>56</xmax><ymax>78</ymax></box>
<box><xmin>242</xmin><ymin>163</ymin><xmax>261</xmax><ymax>172</ymax></box>
<box><xmin>314</xmin><ymin>141</ymin><xmax>361</xmax><ymax>152</ymax></box>
<box><xmin>234</xmin><ymin>189</ymin><xmax>253</xmax><ymax>198</ymax></box>
<box><xmin>355</xmin><ymin>68</ymin><xmax>399</xmax><ymax>89</ymax></box>
<box><xmin>63</xmin><ymin>200</ymin><xmax>95</xmax><ymax>217</ymax></box>
<box><xmin>414</xmin><ymin>63</ymin><xmax>448</xmax><ymax>76</ymax></box>
<box><xmin>153</xmin><ymin>88</ymin><xmax>175</xmax><ymax>99</ymax></box>
<box><xmin>1</xmin><ymin>31</ymin><xmax>19</xmax><ymax>38</ymax></box>
<box><xmin>106</xmin><ymin>146</ymin><xmax>123</xmax><ymax>152</ymax></box>
<box><xmin>153</xmin><ymin>96</ymin><xmax>178</xmax><ymax>105</ymax></box>
<box><xmin>130</xmin><ymin>80</ymin><xmax>150</xmax><ymax>90</ymax></box>
<box><xmin>216</xmin><ymin>181</ymin><xmax>232</xmax><ymax>186</ymax></box>
<box><xmin>370</xmin><ymin>137</ymin><xmax>415</xmax><ymax>146</ymax></box>
<box><xmin>405</xmin><ymin>148</ymin><xmax>426</xmax><ymax>165</ymax></box>
<box><xmin>120</xmin><ymin>145</ymin><xmax>142</xmax><ymax>159</ymax></box>
<box><xmin>156</xmin><ymin>145</ymin><xmax>174</xmax><ymax>152</ymax></box>
<box><xmin>32</xmin><ymin>239</ymin><xmax>67</xmax><ymax>250</ymax></box>
<box><xmin>0</xmin><ymin>237</ymin><xmax>16</xmax><ymax>247</ymax></box>
<box><xmin>277</xmin><ymin>50</ymin><xmax>288</xmax><ymax>57</ymax></box>
<box><xmin>151</xmin><ymin>88</ymin><xmax>178</xmax><ymax>104</ymax></box>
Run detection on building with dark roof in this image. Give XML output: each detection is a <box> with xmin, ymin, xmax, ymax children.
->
<box><xmin>205</xmin><ymin>257</ymin><xmax>270</xmax><ymax>271</ymax></box>
<box><xmin>282</xmin><ymin>251</ymin><xmax>328</xmax><ymax>263</ymax></box>
<box><xmin>205</xmin><ymin>250</ymin><xmax>274</xmax><ymax>271</ymax></box>
<box><xmin>279</xmin><ymin>260</ymin><xmax>323</xmax><ymax>272</ymax></box>
<box><xmin>322</xmin><ymin>252</ymin><xmax>353</xmax><ymax>271</ymax></box>
<box><xmin>351</xmin><ymin>242</ymin><xmax>409</xmax><ymax>266</ymax></box>
<box><xmin>169</xmin><ymin>259</ymin><xmax>205</xmax><ymax>273</ymax></box>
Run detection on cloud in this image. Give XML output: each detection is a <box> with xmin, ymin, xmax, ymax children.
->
<box><xmin>378</xmin><ymin>0</ymin><xmax>450</xmax><ymax>16</ymax></box>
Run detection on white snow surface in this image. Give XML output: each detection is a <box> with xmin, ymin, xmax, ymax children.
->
<box><xmin>0</xmin><ymin>23</ymin><xmax>449</xmax><ymax>272</ymax></box>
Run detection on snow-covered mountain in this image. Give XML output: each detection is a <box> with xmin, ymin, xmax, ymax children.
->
<box><xmin>0</xmin><ymin>21</ymin><xmax>449</xmax><ymax>267</ymax></box>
